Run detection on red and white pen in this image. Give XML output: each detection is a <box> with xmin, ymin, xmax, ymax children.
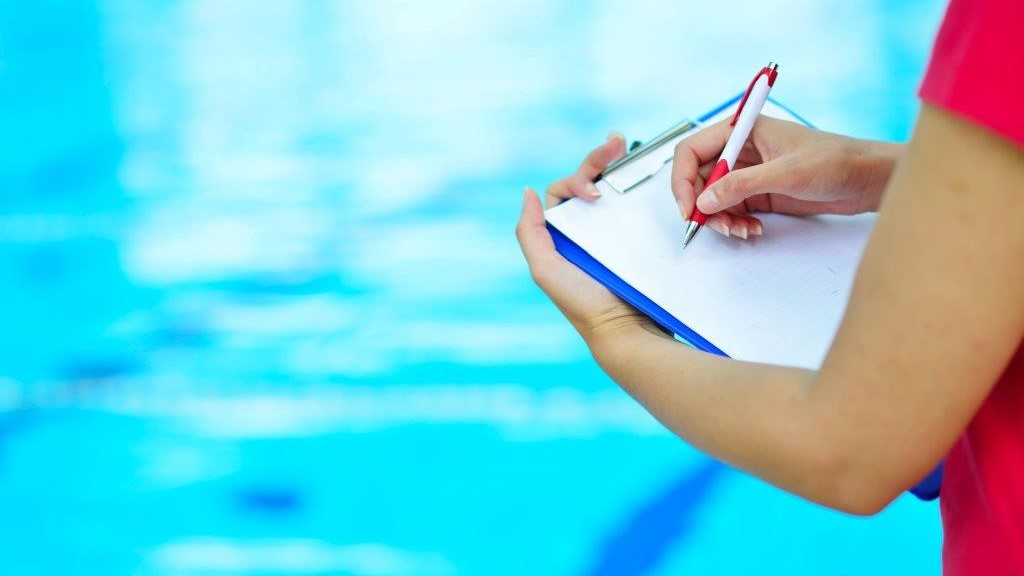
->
<box><xmin>682</xmin><ymin>62</ymin><xmax>779</xmax><ymax>249</ymax></box>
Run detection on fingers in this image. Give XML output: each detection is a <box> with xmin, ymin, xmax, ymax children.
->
<box><xmin>689</xmin><ymin>148</ymin><xmax>765</xmax><ymax>239</ymax></box>
<box><xmin>695</xmin><ymin>160</ymin><xmax>790</xmax><ymax>215</ymax></box>
<box><xmin>580</xmin><ymin>132</ymin><xmax>627</xmax><ymax>179</ymax></box>
<box><xmin>704</xmin><ymin>212</ymin><xmax>763</xmax><ymax>239</ymax></box>
<box><xmin>545</xmin><ymin>133</ymin><xmax>627</xmax><ymax>208</ymax></box>
<box><xmin>546</xmin><ymin>174</ymin><xmax>600</xmax><ymax>208</ymax></box>
<box><xmin>733</xmin><ymin>214</ymin><xmax>764</xmax><ymax>238</ymax></box>
<box><xmin>517</xmin><ymin>187</ymin><xmax>561</xmax><ymax>284</ymax></box>
<box><xmin>671</xmin><ymin>120</ymin><xmax>734</xmax><ymax>220</ymax></box>
<box><xmin>706</xmin><ymin>213</ymin><xmax>732</xmax><ymax>237</ymax></box>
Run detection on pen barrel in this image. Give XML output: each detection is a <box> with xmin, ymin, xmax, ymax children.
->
<box><xmin>691</xmin><ymin>159</ymin><xmax>730</xmax><ymax>225</ymax></box>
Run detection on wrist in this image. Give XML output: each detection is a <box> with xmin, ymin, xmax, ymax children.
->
<box><xmin>584</xmin><ymin>315</ymin><xmax>670</xmax><ymax>370</ymax></box>
<box><xmin>844</xmin><ymin>139</ymin><xmax>904</xmax><ymax>212</ymax></box>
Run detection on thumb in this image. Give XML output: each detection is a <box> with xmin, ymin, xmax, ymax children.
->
<box><xmin>695</xmin><ymin>161</ymin><xmax>782</xmax><ymax>214</ymax></box>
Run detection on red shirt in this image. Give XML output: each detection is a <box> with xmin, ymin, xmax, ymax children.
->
<box><xmin>919</xmin><ymin>0</ymin><xmax>1024</xmax><ymax>572</ymax></box>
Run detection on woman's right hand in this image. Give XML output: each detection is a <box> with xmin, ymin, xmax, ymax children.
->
<box><xmin>671</xmin><ymin>116</ymin><xmax>904</xmax><ymax>238</ymax></box>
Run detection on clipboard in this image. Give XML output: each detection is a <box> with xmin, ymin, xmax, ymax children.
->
<box><xmin>547</xmin><ymin>93</ymin><xmax>821</xmax><ymax>358</ymax></box>
<box><xmin>544</xmin><ymin>94</ymin><xmax>942</xmax><ymax>500</ymax></box>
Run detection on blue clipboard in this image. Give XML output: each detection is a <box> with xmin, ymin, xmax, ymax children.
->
<box><xmin>548</xmin><ymin>93</ymin><xmax>810</xmax><ymax>352</ymax></box>
<box><xmin>547</xmin><ymin>94</ymin><xmax>943</xmax><ymax>501</ymax></box>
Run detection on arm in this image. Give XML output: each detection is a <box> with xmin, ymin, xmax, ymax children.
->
<box><xmin>519</xmin><ymin>104</ymin><xmax>1024</xmax><ymax>514</ymax></box>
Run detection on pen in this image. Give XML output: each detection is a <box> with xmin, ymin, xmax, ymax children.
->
<box><xmin>682</xmin><ymin>62</ymin><xmax>779</xmax><ymax>249</ymax></box>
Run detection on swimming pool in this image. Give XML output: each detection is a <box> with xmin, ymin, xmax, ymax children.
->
<box><xmin>0</xmin><ymin>1</ymin><xmax>947</xmax><ymax>574</ymax></box>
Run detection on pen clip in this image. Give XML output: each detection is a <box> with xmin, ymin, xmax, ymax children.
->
<box><xmin>730</xmin><ymin>62</ymin><xmax>779</xmax><ymax>126</ymax></box>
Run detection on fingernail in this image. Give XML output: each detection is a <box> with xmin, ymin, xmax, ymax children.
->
<box><xmin>735</xmin><ymin>225</ymin><xmax>748</xmax><ymax>240</ymax></box>
<box><xmin>752</xmin><ymin>221</ymin><xmax>763</xmax><ymax>236</ymax></box>
<box><xmin>696</xmin><ymin>189</ymin><xmax>721</xmax><ymax>213</ymax></box>
<box><xmin>676</xmin><ymin>200</ymin><xmax>690</xmax><ymax>222</ymax></box>
<box><xmin>607</xmin><ymin>131</ymin><xmax>625</xmax><ymax>143</ymax></box>
<box><xmin>586</xmin><ymin>183</ymin><xmax>602</xmax><ymax>198</ymax></box>
<box><xmin>711</xmin><ymin>220</ymin><xmax>729</xmax><ymax>237</ymax></box>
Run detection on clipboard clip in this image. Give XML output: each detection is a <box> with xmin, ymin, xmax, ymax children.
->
<box><xmin>596</xmin><ymin>118</ymin><xmax>698</xmax><ymax>194</ymax></box>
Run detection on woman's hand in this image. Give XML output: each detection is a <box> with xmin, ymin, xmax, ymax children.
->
<box><xmin>517</xmin><ymin>135</ymin><xmax>668</xmax><ymax>349</ymax></box>
<box><xmin>543</xmin><ymin>132</ymin><xmax>627</xmax><ymax>207</ymax></box>
<box><xmin>672</xmin><ymin>116</ymin><xmax>904</xmax><ymax>238</ymax></box>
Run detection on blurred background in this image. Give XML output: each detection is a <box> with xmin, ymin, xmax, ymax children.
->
<box><xmin>0</xmin><ymin>1</ymin><xmax>948</xmax><ymax>574</ymax></box>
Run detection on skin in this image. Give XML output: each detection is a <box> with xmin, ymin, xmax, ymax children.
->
<box><xmin>517</xmin><ymin>104</ymin><xmax>1024</xmax><ymax>514</ymax></box>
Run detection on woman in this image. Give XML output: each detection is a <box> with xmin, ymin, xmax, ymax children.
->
<box><xmin>516</xmin><ymin>0</ymin><xmax>1023</xmax><ymax>572</ymax></box>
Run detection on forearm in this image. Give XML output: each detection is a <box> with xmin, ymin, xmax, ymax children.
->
<box><xmin>586</xmin><ymin>323</ymin><xmax>869</xmax><ymax>512</ymax></box>
<box><xmin>578</xmin><ymin>110</ymin><xmax>1018</xmax><ymax>516</ymax></box>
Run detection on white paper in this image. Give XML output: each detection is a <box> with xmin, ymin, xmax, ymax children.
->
<box><xmin>545</xmin><ymin>104</ymin><xmax>875</xmax><ymax>370</ymax></box>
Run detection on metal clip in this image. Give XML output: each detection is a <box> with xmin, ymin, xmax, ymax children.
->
<box><xmin>597</xmin><ymin>118</ymin><xmax>698</xmax><ymax>194</ymax></box>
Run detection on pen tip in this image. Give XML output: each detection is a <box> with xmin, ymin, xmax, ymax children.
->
<box><xmin>682</xmin><ymin>220</ymin><xmax>701</xmax><ymax>249</ymax></box>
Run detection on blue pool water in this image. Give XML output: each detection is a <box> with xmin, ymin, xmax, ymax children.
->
<box><xmin>0</xmin><ymin>1</ymin><xmax>948</xmax><ymax>574</ymax></box>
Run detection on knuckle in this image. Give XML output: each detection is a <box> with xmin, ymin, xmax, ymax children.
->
<box><xmin>718</xmin><ymin>172</ymin><xmax>742</xmax><ymax>199</ymax></box>
<box><xmin>566</xmin><ymin>176</ymin><xmax>588</xmax><ymax>196</ymax></box>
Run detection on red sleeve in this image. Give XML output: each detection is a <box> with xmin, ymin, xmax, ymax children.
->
<box><xmin>919</xmin><ymin>0</ymin><xmax>1024</xmax><ymax>148</ymax></box>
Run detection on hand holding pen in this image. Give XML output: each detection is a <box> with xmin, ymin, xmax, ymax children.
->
<box><xmin>680</xmin><ymin>62</ymin><xmax>779</xmax><ymax>247</ymax></box>
<box><xmin>538</xmin><ymin>60</ymin><xmax>902</xmax><ymax>247</ymax></box>
<box><xmin>672</xmin><ymin>64</ymin><xmax>903</xmax><ymax>243</ymax></box>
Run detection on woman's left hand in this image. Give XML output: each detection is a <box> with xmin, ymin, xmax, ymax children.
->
<box><xmin>516</xmin><ymin>136</ymin><xmax>663</xmax><ymax>349</ymax></box>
